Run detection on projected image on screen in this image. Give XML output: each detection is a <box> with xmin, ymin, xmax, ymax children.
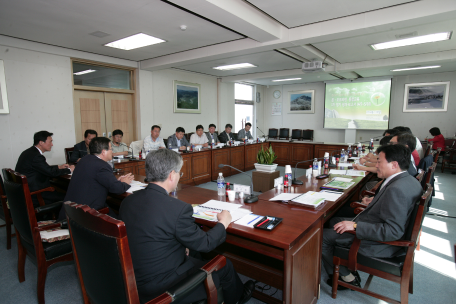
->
<box><xmin>324</xmin><ymin>80</ymin><xmax>391</xmax><ymax>130</ymax></box>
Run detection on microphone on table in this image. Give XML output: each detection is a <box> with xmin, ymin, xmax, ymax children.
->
<box><xmin>119</xmin><ymin>143</ymin><xmax>135</xmax><ymax>159</ymax></box>
<box><xmin>218</xmin><ymin>164</ymin><xmax>258</xmax><ymax>203</ymax></box>
<box><xmin>292</xmin><ymin>156</ymin><xmax>325</xmax><ymax>185</ymax></box>
<box><xmin>257</xmin><ymin>127</ymin><xmax>267</xmax><ymax>138</ymax></box>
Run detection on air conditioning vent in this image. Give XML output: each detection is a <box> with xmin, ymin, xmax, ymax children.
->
<box><xmin>302</xmin><ymin>61</ymin><xmax>325</xmax><ymax>72</ymax></box>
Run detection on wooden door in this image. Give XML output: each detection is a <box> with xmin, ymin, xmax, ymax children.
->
<box><xmin>104</xmin><ymin>92</ymin><xmax>134</xmax><ymax>146</ymax></box>
<box><xmin>73</xmin><ymin>90</ymin><xmax>106</xmax><ymax>142</ymax></box>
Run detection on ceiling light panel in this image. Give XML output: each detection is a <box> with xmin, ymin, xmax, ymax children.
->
<box><xmin>73</xmin><ymin>69</ymin><xmax>96</xmax><ymax>75</ymax></box>
<box><xmin>104</xmin><ymin>33</ymin><xmax>165</xmax><ymax>50</ymax></box>
<box><xmin>391</xmin><ymin>66</ymin><xmax>441</xmax><ymax>72</ymax></box>
<box><xmin>371</xmin><ymin>32</ymin><xmax>452</xmax><ymax>50</ymax></box>
<box><xmin>213</xmin><ymin>63</ymin><xmax>257</xmax><ymax>70</ymax></box>
<box><xmin>272</xmin><ymin>78</ymin><xmax>302</xmax><ymax>82</ymax></box>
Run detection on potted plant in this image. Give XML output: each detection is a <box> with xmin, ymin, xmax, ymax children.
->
<box><xmin>254</xmin><ymin>146</ymin><xmax>278</xmax><ymax>172</ymax></box>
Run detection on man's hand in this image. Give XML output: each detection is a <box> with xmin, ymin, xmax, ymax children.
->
<box><xmin>333</xmin><ymin>221</ymin><xmax>356</xmax><ymax>234</ymax></box>
<box><xmin>68</xmin><ymin>165</ymin><xmax>75</xmax><ymax>172</ymax></box>
<box><xmin>118</xmin><ymin>173</ymin><xmax>134</xmax><ymax>184</ymax></box>
<box><xmin>179</xmin><ymin>146</ymin><xmax>186</xmax><ymax>150</ymax></box>
<box><xmin>361</xmin><ymin>196</ymin><xmax>373</xmax><ymax>206</ymax></box>
<box><xmin>59</xmin><ymin>164</ymin><xmax>69</xmax><ymax>169</ymax></box>
<box><xmin>185</xmin><ymin>248</ymin><xmax>189</xmax><ymax>256</ymax></box>
<box><xmin>352</xmin><ymin>163</ymin><xmax>366</xmax><ymax>171</ymax></box>
<box><xmin>202</xmin><ymin>143</ymin><xmax>209</xmax><ymax>147</ymax></box>
<box><xmin>217</xmin><ymin>210</ymin><xmax>232</xmax><ymax>229</ymax></box>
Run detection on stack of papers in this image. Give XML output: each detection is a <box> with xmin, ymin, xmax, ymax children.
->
<box><xmin>269</xmin><ymin>191</ymin><xmax>344</xmax><ymax>208</ymax></box>
<box><xmin>126</xmin><ymin>180</ymin><xmax>148</xmax><ymax>193</ymax></box>
<box><xmin>193</xmin><ymin>200</ymin><xmax>252</xmax><ymax>222</ymax></box>
<box><xmin>329</xmin><ymin>169</ymin><xmax>366</xmax><ymax>177</ymax></box>
<box><xmin>323</xmin><ymin>179</ymin><xmax>355</xmax><ymax>189</ymax></box>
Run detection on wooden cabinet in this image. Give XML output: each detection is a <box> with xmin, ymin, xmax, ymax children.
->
<box><xmin>212</xmin><ymin>148</ymin><xmax>231</xmax><ymax>180</ymax></box>
<box><xmin>180</xmin><ymin>154</ymin><xmax>192</xmax><ymax>184</ymax></box>
<box><xmin>244</xmin><ymin>143</ymin><xmax>268</xmax><ymax>171</ymax></box>
<box><xmin>291</xmin><ymin>144</ymin><xmax>313</xmax><ymax>168</ymax></box>
<box><xmin>192</xmin><ymin>150</ymin><xmax>212</xmax><ymax>184</ymax></box>
<box><xmin>313</xmin><ymin>144</ymin><xmax>348</xmax><ymax>159</ymax></box>
<box><xmin>270</xmin><ymin>142</ymin><xmax>292</xmax><ymax>166</ymax></box>
<box><xmin>230</xmin><ymin>146</ymin><xmax>245</xmax><ymax>174</ymax></box>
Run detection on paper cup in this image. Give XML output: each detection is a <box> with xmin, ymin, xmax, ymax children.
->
<box><xmin>227</xmin><ymin>190</ymin><xmax>236</xmax><ymax>201</ymax></box>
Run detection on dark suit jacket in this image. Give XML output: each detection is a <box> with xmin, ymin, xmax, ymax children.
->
<box><xmin>218</xmin><ymin>131</ymin><xmax>235</xmax><ymax>143</ymax></box>
<box><xmin>58</xmin><ymin>154</ymin><xmax>130</xmax><ymax>220</ymax></box>
<box><xmin>120</xmin><ymin>183</ymin><xmax>226</xmax><ymax>301</ymax></box>
<box><xmin>350</xmin><ymin>172</ymin><xmax>422</xmax><ymax>258</ymax></box>
<box><xmin>70</xmin><ymin>141</ymin><xmax>88</xmax><ymax>163</ymax></box>
<box><xmin>15</xmin><ymin>146</ymin><xmax>71</xmax><ymax>192</ymax></box>
<box><xmin>167</xmin><ymin>134</ymin><xmax>190</xmax><ymax>149</ymax></box>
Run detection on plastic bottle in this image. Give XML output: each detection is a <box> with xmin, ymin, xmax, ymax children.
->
<box><xmin>168</xmin><ymin>142</ymin><xmax>172</xmax><ymax>149</ymax></box>
<box><xmin>340</xmin><ymin>149</ymin><xmax>346</xmax><ymax>163</ymax></box>
<box><xmin>357</xmin><ymin>142</ymin><xmax>362</xmax><ymax>155</ymax></box>
<box><xmin>284</xmin><ymin>165</ymin><xmax>292</xmax><ymax>187</ymax></box>
<box><xmin>347</xmin><ymin>145</ymin><xmax>352</xmax><ymax>158</ymax></box>
<box><xmin>257</xmin><ymin>137</ymin><xmax>259</xmax><ymax>143</ymax></box>
<box><xmin>312</xmin><ymin>158</ymin><xmax>319</xmax><ymax>175</ymax></box>
<box><xmin>226</xmin><ymin>182</ymin><xmax>230</xmax><ymax>197</ymax></box>
<box><xmin>244</xmin><ymin>136</ymin><xmax>248</xmax><ymax>144</ymax></box>
<box><xmin>139</xmin><ymin>149</ymin><xmax>142</xmax><ymax>159</ymax></box>
<box><xmin>217</xmin><ymin>173</ymin><xmax>225</xmax><ymax>196</ymax></box>
<box><xmin>324</xmin><ymin>152</ymin><xmax>329</xmax><ymax>169</ymax></box>
<box><xmin>211</xmin><ymin>139</ymin><xmax>215</xmax><ymax>149</ymax></box>
<box><xmin>369</xmin><ymin>138</ymin><xmax>374</xmax><ymax>151</ymax></box>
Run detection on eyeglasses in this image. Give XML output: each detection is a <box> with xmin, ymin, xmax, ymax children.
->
<box><xmin>175</xmin><ymin>171</ymin><xmax>184</xmax><ymax>177</ymax></box>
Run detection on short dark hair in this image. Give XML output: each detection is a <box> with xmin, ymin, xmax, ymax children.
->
<box><xmin>84</xmin><ymin>129</ymin><xmax>98</xmax><ymax>138</ymax></box>
<box><xmin>176</xmin><ymin>127</ymin><xmax>185</xmax><ymax>133</ymax></box>
<box><xmin>379</xmin><ymin>135</ymin><xmax>393</xmax><ymax>147</ymax></box>
<box><xmin>89</xmin><ymin>137</ymin><xmax>111</xmax><ymax>155</ymax></box>
<box><xmin>404</xmin><ymin>127</ymin><xmax>412</xmax><ymax>134</ymax></box>
<box><xmin>245</xmin><ymin>122</ymin><xmax>252</xmax><ymax>127</ymax></box>
<box><xmin>34</xmin><ymin>131</ymin><xmax>53</xmax><ymax>145</ymax></box>
<box><xmin>392</xmin><ymin>126</ymin><xmax>407</xmax><ymax>133</ymax></box>
<box><xmin>395</xmin><ymin>132</ymin><xmax>417</xmax><ymax>151</ymax></box>
<box><xmin>196</xmin><ymin>125</ymin><xmax>204</xmax><ymax>131</ymax></box>
<box><xmin>376</xmin><ymin>144</ymin><xmax>411</xmax><ymax>171</ymax></box>
<box><xmin>209</xmin><ymin>124</ymin><xmax>216</xmax><ymax>129</ymax></box>
<box><xmin>112</xmin><ymin>129</ymin><xmax>123</xmax><ymax>137</ymax></box>
<box><xmin>383</xmin><ymin>129</ymin><xmax>398</xmax><ymax>137</ymax></box>
<box><xmin>225</xmin><ymin>124</ymin><xmax>232</xmax><ymax>129</ymax></box>
<box><xmin>151</xmin><ymin>125</ymin><xmax>161</xmax><ymax>131</ymax></box>
<box><xmin>146</xmin><ymin>149</ymin><xmax>183</xmax><ymax>182</ymax></box>
<box><xmin>429</xmin><ymin>127</ymin><xmax>441</xmax><ymax>136</ymax></box>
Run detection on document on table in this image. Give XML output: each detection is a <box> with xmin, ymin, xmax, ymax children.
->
<box><xmin>345</xmin><ymin>170</ymin><xmax>366</xmax><ymax>177</ymax></box>
<box><xmin>193</xmin><ymin>200</ymin><xmax>250</xmax><ymax>222</ymax></box>
<box><xmin>126</xmin><ymin>180</ymin><xmax>148</xmax><ymax>193</ymax></box>
<box><xmin>290</xmin><ymin>191</ymin><xmax>326</xmax><ymax>208</ymax></box>
<box><xmin>337</xmin><ymin>162</ymin><xmax>352</xmax><ymax>167</ymax></box>
<box><xmin>269</xmin><ymin>193</ymin><xmax>302</xmax><ymax>201</ymax></box>
<box><xmin>235</xmin><ymin>214</ymin><xmax>264</xmax><ymax>227</ymax></box>
<box><xmin>333</xmin><ymin>177</ymin><xmax>353</xmax><ymax>182</ymax></box>
<box><xmin>324</xmin><ymin>179</ymin><xmax>355</xmax><ymax>189</ymax></box>
<box><xmin>329</xmin><ymin>169</ymin><xmax>347</xmax><ymax>175</ymax></box>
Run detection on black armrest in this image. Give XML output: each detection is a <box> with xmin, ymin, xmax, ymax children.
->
<box><xmin>166</xmin><ymin>269</ymin><xmax>207</xmax><ymax>302</ymax></box>
<box><xmin>35</xmin><ymin>201</ymin><xmax>63</xmax><ymax>214</ymax></box>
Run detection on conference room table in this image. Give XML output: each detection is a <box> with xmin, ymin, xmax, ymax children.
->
<box><xmin>57</xmin><ymin>166</ymin><xmax>372</xmax><ymax>304</ymax></box>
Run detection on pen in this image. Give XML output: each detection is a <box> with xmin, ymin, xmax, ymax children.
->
<box><xmin>247</xmin><ymin>215</ymin><xmax>261</xmax><ymax>225</ymax></box>
<box><xmin>257</xmin><ymin>218</ymin><xmax>269</xmax><ymax>227</ymax></box>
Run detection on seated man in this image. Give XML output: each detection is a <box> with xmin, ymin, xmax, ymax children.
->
<box><xmin>237</xmin><ymin>122</ymin><xmax>253</xmax><ymax>141</ymax></box>
<box><xmin>120</xmin><ymin>149</ymin><xmax>254</xmax><ymax>304</ymax></box>
<box><xmin>189</xmin><ymin>125</ymin><xmax>209</xmax><ymax>147</ymax></box>
<box><xmin>70</xmin><ymin>129</ymin><xmax>97</xmax><ymax>163</ymax></box>
<box><xmin>15</xmin><ymin>131</ymin><xmax>74</xmax><ymax>207</ymax></box>
<box><xmin>322</xmin><ymin>144</ymin><xmax>422</xmax><ymax>289</ymax></box>
<box><xmin>205</xmin><ymin>124</ymin><xmax>219</xmax><ymax>145</ymax></box>
<box><xmin>167</xmin><ymin>127</ymin><xmax>190</xmax><ymax>151</ymax></box>
<box><xmin>143</xmin><ymin>125</ymin><xmax>165</xmax><ymax>151</ymax></box>
<box><xmin>111</xmin><ymin>129</ymin><xmax>129</xmax><ymax>157</ymax></box>
<box><xmin>219</xmin><ymin>124</ymin><xmax>236</xmax><ymax>143</ymax></box>
<box><xmin>390</xmin><ymin>133</ymin><xmax>418</xmax><ymax>176</ymax></box>
<box><xmin>58</xmin><ymin>137</ymin><xmax>133</xmax><ymax>220</ymax></box>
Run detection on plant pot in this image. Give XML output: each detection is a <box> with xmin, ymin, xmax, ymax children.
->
<box><xmin>254</xmin><ymin>163</ymin><xmax>278</xmax><ymax>173</ymax></box>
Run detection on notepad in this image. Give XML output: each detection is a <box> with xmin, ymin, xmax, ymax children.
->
<box><xmin>192</xmin><ymin>200</ymin><xmax>250</xmax><ymax>222</ymax></box>
<box><xmin>324</xmin><ymin>179</ymin><xmax>355</xmax><ymax>189</ymax></box>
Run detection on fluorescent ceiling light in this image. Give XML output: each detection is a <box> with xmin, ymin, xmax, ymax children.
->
<box><xmin>73</xmin><ymin>69</ymin><xmax>96</xmax><ymax>75</ymax></box>
<box><xmin>272</xmin><ymin>78</ymin><xmax>302</xmax><ymax>82</ymax></box>
<box><xmin>391</xmin><ymin>66</ymin><xmax>440</xmax><ymax>72</ymax></box>
<box><xmin>104</xmin><ymin>33</ymin><xmax>165</xmax><ymax>50</ymax></box>
<box><xmin>371</xmin><ymin>32</ymin><xmax>451</xmax><ymax>50</ymax></box>
<box><xmin>213</xmin><ymin>63</ymin><xmax>257</xmax><ymax>70</ymax></box>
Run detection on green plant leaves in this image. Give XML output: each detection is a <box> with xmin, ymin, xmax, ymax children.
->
<box><xmin>256</xmin><ymin>145</ymin><xmax>277</xmax><ymax>165</ymax></box>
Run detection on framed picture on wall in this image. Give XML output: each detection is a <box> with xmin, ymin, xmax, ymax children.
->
<box><xmin>287</xmin><ymin>90</ymin><xmax>315</xmax><ymax>114</ymax></box>
<box><xmin>403</xmin><ymin>81</ymin><xmax>450</xmax><ymax>112</ymax></box>
<box><xmin>173</xmin><ymin>80</ymin><xmax>201</xmax><ymax>114</ymax></box>
<box><xmin>0</xmin><ymin>60</ymin><xmax>10</xmax><ymax>114</ymax></box>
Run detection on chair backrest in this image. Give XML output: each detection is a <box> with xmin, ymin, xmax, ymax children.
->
<box><xmin>423</xmin><ymin>145</ymin><xmax>431</xmax><ymax>158</ymax></box>
<box><xmin>268</xmin><ymin>128</ymin><xmax>278</xmax><ymax>138</ymax></box>
<box><xmin>185</xmin><ymin>132</ymin><xmax>194</xmax><ymax>142</ymax></box>
<box><xmin>279</xmin><ymin>128</ymin><xmax>289</xmax><ymax>139</ymax></box>
<box><xmin>415</xmin><ymin>170</ymin><xmax>425</xmax><ymax>183</ymax></box>
<box><xmin>291</xmin><ymin>129</ymin><xmax>302</xmax><ymax>140</ymax></box>
<box><xmin>64</xmin><ymin>147</ymin><xmax>75</xmax><ymax>164</ymax></box>
<box><xmin>130</xmin><ymin>140</ymin><xmax>143</xmax><ymax>158</ymax></box>
<box><xmin>302</xmin><ymin>129</ymin><xmax>314</xmax><ymax>141</ymax></box>
<box><xmin>2</xmin><ymin>169</ymin><xmax>37</xmax><ymax>248</ymax></box>
<box><xmin>403</xmin><ymin>184</ymin><xmax>433</xmax><ymax>246</ymax></box>
<box><xmin>65</xmin><ymin>202</ymin><xmax>138</xmax><ymax>304</ymax></box>
<box><xmin>423</xmin><ymin>162</ymin><xmax>436</xmax><ymax>189</ymax></box>
<box><xmin>0</xmin><ymin>173</ymin><xmax>7</xmax><ymax>221</ymax></box>
<box><xmin>434</xmin><ymin>147</ymin><xmax>442</xmax><ymax>163</ymax></box>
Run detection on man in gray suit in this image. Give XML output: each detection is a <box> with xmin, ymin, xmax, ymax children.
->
<box><xmin>205</xmin><ymin>124</ymin><xmax>219</xmax><ymax>145</ymax></box>
<box><xmin>237</xmin><ymin>122</ymin><xmax>253</xmax><ymax>141</ymax></box>
<box><xmin>322</xmin><ymin>144</ymin><xmax>422</xmax><ymax>289</ymax></box>
<box><xmin>167</xmin><ymin>127</ymin><xmax>190</xmax><ymax>151</ymax></box>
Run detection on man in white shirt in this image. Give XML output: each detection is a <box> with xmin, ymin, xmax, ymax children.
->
<box><xmin>205</xmin><ymin>124</ymin><xmax>219</xmax><ymax>145</ymax></box>
<box><xmin>189</xmin><ymin>125</ymin><xmax>208</xmax><ymax>147</ymax></box>
<box><xmin>143</xmin><ymin>125</ymin><xmax>165</xmax><ymax>151</ymax></box>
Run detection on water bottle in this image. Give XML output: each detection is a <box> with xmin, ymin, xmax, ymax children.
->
<box><xmin>284</xmin><ymin>165</ymin><xmax>292</xmax><ymax>187</ymax></box>
<box><xmin>212</xmin><ymin>139</ymin><xmax>215</xmax><ymax>149</ymax></box>
<box><xmin>324</xmin><ymin>152</ymin><xmax>329</xmax><ymax>169</ymax></box>
<box><xmin>312</xmin><ymin>158</ymin><xmax>319</xmax><ymax>175</ymax></box>
<box><xmin>347</xmin><ymin>145</ymin><xmax>352</xmax><ymax>158</ymax></box>
<box><xmin>168</xmin><ymin>142</ymin><xmax>172</xmax><ymax>149</ymax></box>
<box><xmin>217</xmin><ymin>173</ymin><xmax>225</xmax><ymax>196</ymax></box>
<box><xmin>244</xmin><ymin>136</ymin><xmax>248</xmax><ymax>144</ymax></box>
<box><xmin>340</xmin><ymin>149</ymin><xmax>346</xmax><ymax>163</ymax></box>
<box><xmin>369</xmin><ymin>138</ymin><xmax>374</xmax><ymax>151</ymax></box>
<box><xmin>357</xmin><ymin>142</ymin><xmax>362</xmax><ymax>155</ymax></box>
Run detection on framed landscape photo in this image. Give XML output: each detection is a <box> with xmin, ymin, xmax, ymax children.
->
<box><xmin>288</xmin><ymin>90</ymin><xmax>315</xmax><ymax>114</ymax></box>
<box><xmin>174</xmin><ymin>80</ymin><xmax>201</xmax><ymax>114</ymax></box>
<box><xmin>0</xmin><ymin>60</ymin><xmax>9</xmax><ymax>114</ymax></box>
<box><xmin>403</xmin><ymin>81</ymin><xmax>450</xmax><ymax>112</ymax></box>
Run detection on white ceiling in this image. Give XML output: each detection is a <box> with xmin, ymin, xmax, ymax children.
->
<box><xmin>1</xmin><ymin>0</ymin><xmax>455</xmax><ymax>85</ymax></box>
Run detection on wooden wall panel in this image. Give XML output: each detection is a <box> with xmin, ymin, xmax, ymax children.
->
<box><xmin>180</xmin><ymin>154</ymin><xmax>192</xmax><ymax>184</ymax></box>
<box><xmin>314</xmin><ymin>144</ymin><xmax>348</xmax><ymax>159</ymax></box>
<box><xmin>230</xmin><ymin>146</ymin><xmax>245</xmax><ymax>174</ymax></box>
<box><xmin>291</xmin><ymin>145</ymin><xmax>313</xmax><ymax>168</ymax></box>
<box><xmin>212</xmin><ymin>149</ymin><xmax>231</xmax><ymax>180</ymax></box>
<box><xmin>192</xmin><ymin>151</ymin><xmax>212</xmax><ymax>184</ymax></box>
<box><xmin>270</xmin><ymin>143</ymin><xmax>291</xmax><ymax>167</ymax></box>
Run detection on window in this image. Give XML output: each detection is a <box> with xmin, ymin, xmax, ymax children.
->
<box><xmin>73</xmin><ymin>62</ymin><xmax>132</xmax><ymax>90</ymax></box>
<box><xmin>235</xmin><ymin>83</ymin><xmax>254</xmax><ymax>134</ymax></box>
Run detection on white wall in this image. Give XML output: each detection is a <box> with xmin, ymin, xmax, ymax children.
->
<box><xmin>260</xmin><ymin>71</ymin><xmax>456</xmax><ymax>143</ymax></box>
<box><xmin>219</xmin><ymin>81</ymin><xmax>235</xmax><ymax>132</ymax></box>
<box><xmin>139</xmin><ymin>69</ymin><xmax>219</xmax><ymax>139</ymax></box>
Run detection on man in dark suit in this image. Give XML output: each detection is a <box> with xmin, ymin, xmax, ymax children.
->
<box><xmin>205</xmin><ymin>123</ymin><xmax>219</xmax><ymax>145</ymax></box>
<box><xmin>322</xmin><ymin>144</ymin><xmax>422</xmax><ymax>289</ymax></box>
<box><xmin>69</xmin><ymin>129</ymin><xmax>97</xmax><ymax>163</ymax></box>
<box><xmin>218</xmin><ymin>123</ymin><xmax>236</xmax><ymax>144</ymax></box>
<box><xmin>120</xmin><ymin>149</ymin><xmax>254</xmax><ymax>304</ymax></box>
<box><xmin>167</xmin><ymin>127</ymin><xmax>190</xmax><ymax>151</ymax></box>
<box><xmin>15</xmin><ymin>131</ymin><xmax>74</xmax><ymax>207</ymax></box>
<box><xmin>58</xmin><ymin>137</ymin><xmax>133</xmax><ymax>220</ymax></box>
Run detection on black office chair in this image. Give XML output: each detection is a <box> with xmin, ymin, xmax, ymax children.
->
<box><xmin>279</xmin><ymin>128</ymin><xmax>289</xmax><ymax>140</ymax></box>
<box><xmin>0</xmin><ymin>172</ymin><xmax>14</xmax><ymax>249</ymax></box>
<box><xmin>64</xmin><ymin>147</ymin><xmax>74</xmax><ymax>164</ymax></box>
<box><xmin>65</xmin><ymin>202</ymin><xmax>225</xmax><ymax>304</ymax></box>
<box><xmin>291</xmin><ymin>129</ymin><xmax>302</xmax><ymax>141</ymax></box>
<box><xmin>302</xmin><ymin>129</ymin><xmax>314</xmax><ymax>141</ymax></box>
<box><xmin>268</xmin><ymin>128</ymin><xmax>278</xmax><ymax>139</ymax></box>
